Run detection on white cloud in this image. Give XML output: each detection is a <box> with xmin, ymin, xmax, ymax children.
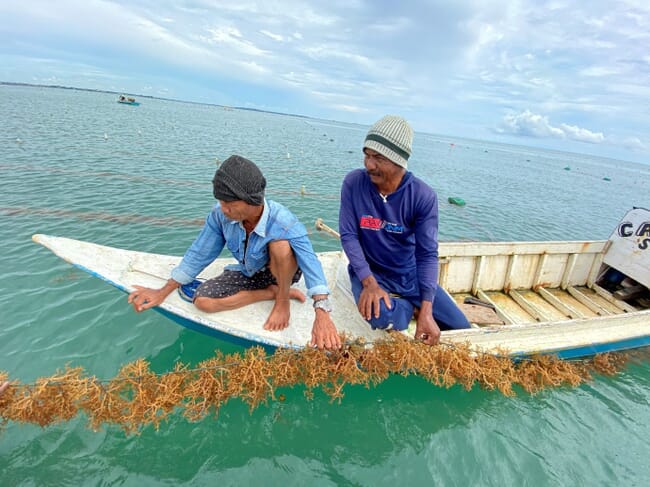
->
<box><xmin>202</xmin><ymin>27</ymin><xmax>268</xmax><ymax>57</ymax></box>
<box><xmin>2</xmin><ymin>0</ymin><xmax>650</xmax><ymax>161</ymax></box>
<box><xmin>559</xmin><ymin>123</ymin><xmax>605</xmax><ymax>143</ymax></box>
<box><xmin>332</xmin><ymin>104</ymin><xmax>366</xmax><ymax>113</ymax></box>
<box><xmin>260</xmin><ymin>30</ymin><xmax>284</xmax><ymax>42</ymax></box>
<box><xmin>622</xmin><ymin>137</ymin><xmax>646</xmax><ymax>151</ymax></box>
<box><xmin>499</xmin><ymin>110</ymin><xmax>605</xmax><ymax>144</ymax></box>
<box><xmin>580</xmin><ymin>66</ymin><xmax>622</xmax><ymax>77</ymax></box>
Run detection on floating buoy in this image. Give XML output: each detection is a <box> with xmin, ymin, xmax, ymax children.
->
<box><xmin>300</xmin><ymin>185</ymin><xmax>306</xmax><ymax>195</ymax></box>
<box><xmin>448</xmin><ymin>196</ymin><xmax>466</xmax><ymax>206</ymax></box>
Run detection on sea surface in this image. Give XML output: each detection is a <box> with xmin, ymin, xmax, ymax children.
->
<box><xmin>1</xmin><ymin>84</ymin><xmax>650</xmax><ymax>486</ymax></box>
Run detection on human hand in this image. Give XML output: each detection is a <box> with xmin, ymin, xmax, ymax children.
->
<box><xmin>358</xmin><ymin>276</ymin><xmax>391</xmax><ymax>320</ymax></box>
<box><xmin>127</xmin><ymin>285</ymin><xmax>169</xmax><ymax>312</ymax></box>
<box><xmin>309</xmin><ymin>310</ymin><xmax>341</xmax><ymax>350</ymax></box>
<box><xmin>415</xmin><ymin>312</ymin><xmax>441</xmax><ymax>346</ymax></box>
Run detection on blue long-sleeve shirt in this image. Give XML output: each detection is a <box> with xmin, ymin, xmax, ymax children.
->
<box><xmin>172</xmin><ymin>199</ymin><xmax>330</xmax><ymax>298</ymax></box>
<box><xmin>339</xmin><ymin>169</ymin><xmax>439</xmax><ymax>303</ymax></box>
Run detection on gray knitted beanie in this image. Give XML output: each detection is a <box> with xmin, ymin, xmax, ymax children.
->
<box><xmin>363</xmin><ymin>115</ymin><xmax>413</xmax><ymax>169</ymax></box>
<box><xmin>212</xmin><ymin>155</ymin><xmax>266</xmax><ymax>206</ymax></box>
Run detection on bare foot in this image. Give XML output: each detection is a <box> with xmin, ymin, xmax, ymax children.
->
<box><xmin>263</xmin><ymin>299</ymin><xmax>291</xmax><ymax>331</ymax></box>
<box><xmin>289</xmin><ymin>288</ymin><xmax>306</xmax><ymax>302</ymax></box>
<box><xmin>268</xmin><ymin>284</ymin><xmax>306</xmax><ymax>303</ymax></box>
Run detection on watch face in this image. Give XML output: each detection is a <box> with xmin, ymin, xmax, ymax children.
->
<box><xmin>314</xmin><ymin>298</ymin><xmax>332</xmax><ymax>312</ymax></box>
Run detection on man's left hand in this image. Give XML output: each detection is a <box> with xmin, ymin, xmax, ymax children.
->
<box><xmin>310</xmin><ymin>309</ymin><xmax>341</xmax><ymax>350</ymax></box>
<box><xmin>415</xmin><ymin>306</ymin><xmax>441</xmax><ymax>346</ymax></box>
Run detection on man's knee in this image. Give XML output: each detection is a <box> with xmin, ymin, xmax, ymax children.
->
<box><xmin>268</xmin><ymin>239</ymin><xmax>291</xmax><ymax>254</ymax></box>
<box><xmin>268</xmin><ymin>240</ymin><xmax>297</xmax><ymax>272</ymax></box>
<box><xmin>366</xmin><ymin>299</ymin><xmax>412</xmax><ymax>331</ymax></box>
<box><xmin>194</xmin><ymin>296</ymin><xmax>218</xmax><ymax>312</ymax></box>
<box><xmin>367</xmin><ymin>311</ymin><xmax>392</xmax><ymax>330</ymax></box>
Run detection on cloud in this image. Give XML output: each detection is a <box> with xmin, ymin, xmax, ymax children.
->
<box><xmin>615</xmin><ymin>136</ymin><xmax>647</xmax><ymax>152</ymax></box>
<box><xmin>559</xmin><ymin>123</ymin><xmax>606</xmax><ymax>143</ymax></box>
<box><xmin>2</xmin><ymin>0</ymin><xmax>650</xmax><ymax>162</ymax></box>
<box><xmin>498</xmin><ymin>110</ymin><xmax>605</xmax><ymax>144</ymax></box>
<box><xmin>201</xmin><ymin>26</ymin><xmax>269</xmax><ymax>57</ymax></box>
<box><xmin>260</xmin><ymin>30</ymin><xmax>284</xmax><ymax>42</ymax></box>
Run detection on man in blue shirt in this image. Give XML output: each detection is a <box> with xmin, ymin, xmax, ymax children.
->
<box><xmin>339</xmin><ymin>115</ymin><xmax>470</xmax><ymax>345</ymax></box>
<box><xmin>128</xmin><ymin>155</ymin><xmax>341</xmax><ymax>350</ymax></box>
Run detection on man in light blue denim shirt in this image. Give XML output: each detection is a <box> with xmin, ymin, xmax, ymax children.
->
<box><xmin>128</xmin><ymin>155</ymin><xmax>341</xmax><ymax>350</ymax></box>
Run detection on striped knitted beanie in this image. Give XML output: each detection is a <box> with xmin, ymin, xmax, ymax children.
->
<box><xmin>363</xmin><ymin>115</ymin><xmax>413</xmax><ymax>169</ymax></box>
<box><xmin>212</xmin><ymin>155</ymin><xmax>266</xmax><ymax>206</ymax></box>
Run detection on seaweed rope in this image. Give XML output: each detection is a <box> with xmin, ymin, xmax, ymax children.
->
<box><xmin>0</xmin><ymin>220</ymin><xmax>628</xmax><ymax>433</ymax></box>
<box><xmin>0</xmin><ymin>336</ymin><xmax>627</xmax><ymax>435</ymax></box>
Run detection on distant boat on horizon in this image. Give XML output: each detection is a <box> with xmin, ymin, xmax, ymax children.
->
<box><xmin>117</xmin><ymin>95</ymin><xmax>140</xmax><ymax>106</ymax></box>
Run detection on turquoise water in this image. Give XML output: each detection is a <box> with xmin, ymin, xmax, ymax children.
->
<box><xmin>2</xmin><ymin>84</ymin><xmax>650</xmax><ymax>485</ymax></box>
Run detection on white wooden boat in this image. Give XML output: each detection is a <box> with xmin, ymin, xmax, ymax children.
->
<box><xmin>32</xmin><ymin>208</ymin><xmax>650</xmax><ymax>359</ymax></box>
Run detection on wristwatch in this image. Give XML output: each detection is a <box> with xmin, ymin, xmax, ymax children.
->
<box><xmin>313</xmin><ymin>297</ymin><xmax>332</xmax><ymax>313</ymax></box>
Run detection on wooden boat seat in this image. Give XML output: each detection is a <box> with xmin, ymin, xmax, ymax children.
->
<box><xmin>459</xmin><ymin>303</ymin><xmax>504</xmax><ymax>326</ymax></box>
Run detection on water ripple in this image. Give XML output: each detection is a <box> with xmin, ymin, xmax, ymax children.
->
<box><xmin>2</xmin><ymin>85</ymin><xmax>650</xmax><ymax>486</ymax></box>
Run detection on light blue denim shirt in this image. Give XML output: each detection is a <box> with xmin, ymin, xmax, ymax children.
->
<box><xmin>171</xmin><ymin>199</ymin><xmax>330</xmax><ymax>297</ymax></box>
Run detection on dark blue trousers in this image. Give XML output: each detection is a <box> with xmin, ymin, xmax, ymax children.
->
<box><xmin>349</xmin><ymin>272</ymin><xmax>471</xmax><ymax>331</ymax></box>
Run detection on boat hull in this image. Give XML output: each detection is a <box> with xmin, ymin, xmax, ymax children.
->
<box><xmin>32</xmin><ymin>233</ymin><xmax>650</xmax><ymax>359</ymax></box>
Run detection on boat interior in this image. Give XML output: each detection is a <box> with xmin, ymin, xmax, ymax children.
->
<box><xmin>440</xmin><ymin>240</ymin><xmax>650</xmax><ymax>328</ymax></box>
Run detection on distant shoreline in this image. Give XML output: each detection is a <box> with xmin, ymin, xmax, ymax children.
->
<box><xmin>0</xmin><ymin>81</ymin><xmax>311</xmax><ymax>120</ymax></box>
<box><xmin>2</xmin><ymin>81</ymin><xmax>647</xmax><ymax>168</ymax></box>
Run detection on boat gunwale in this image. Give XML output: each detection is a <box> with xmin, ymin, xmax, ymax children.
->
<box><xmin>32</xmin><ymin>234</ymin><xmax>650</xmax><ymax>358</ymax></box>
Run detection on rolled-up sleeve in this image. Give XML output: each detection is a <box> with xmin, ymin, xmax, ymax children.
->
<box><xmin>289</xmin><ymin>234</ymin><xmax>331</xmax><ymax>297</ymax></box>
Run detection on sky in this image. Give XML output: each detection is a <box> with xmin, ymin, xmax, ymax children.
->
<box><xmin>1</xmin><ymin>0</ymin><xmax>649</xmax><ymax>164</ymax></box>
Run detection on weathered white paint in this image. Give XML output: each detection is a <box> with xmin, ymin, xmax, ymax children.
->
<box><xmin>32</xmin><ymin>231</ymin><xmax>650</xmax><ymax>358</ymax></box>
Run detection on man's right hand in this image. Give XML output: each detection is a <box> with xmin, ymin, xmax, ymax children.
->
<box><xmin>127</xmin><ymin>279</ymin><xmax>179</xmax><ymax>312</ymax></box>
<box><xmin>310</xmin><ymin>309</ymin><xmax>342</xmax><ymax>350</ymax></box>
<box><xmin>359</xmin><ymin>275</ymin><xmax>392</xmax><ymax>320</ymax></box>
